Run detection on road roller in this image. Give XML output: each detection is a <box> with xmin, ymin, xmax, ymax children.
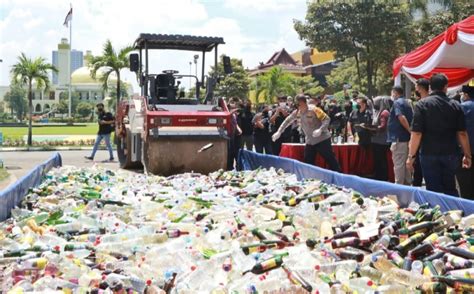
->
<box><xmin>115</xmin><ymin>34</ymin><xmax>233</xmax><ymax>175</ymax></box>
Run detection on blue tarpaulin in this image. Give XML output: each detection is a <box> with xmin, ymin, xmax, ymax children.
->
<box><xmin>0</xmin><ymin>152</ymin><xmax>62</xmax><ymax>221</ymax></box>
<box><xmin>237</xmin><ymin>149</ymin><xmax>474</xmax><ymax>215</ymax></box>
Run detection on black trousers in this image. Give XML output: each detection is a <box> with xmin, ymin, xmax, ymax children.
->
<box><xmin>413</xmin><ymin>151</ymin><xmax>424</xmax><ymax>187</ymax></box>
<box><xmin>304</xmin><ymin>138</ymin><xmax>341</xmax><ymax>172</ymax></box>
<box><xmin>457</xmin><ymin>164</ymin><xmax>474</xmax><ymax>200</ymax></box>
<box><xmin>372</xmin><ymin>143</ymin><xmax>390</xmax><ymax>181</ymax></box>
<box><xmin>254</xmin><ymin>135</ymin><xmax>272</xmax><ymax>155</ymax></box>
<box><xmin>227</xmin><ymin>135</ymin><xmax>241</xmax><ymax>170</ymax></box>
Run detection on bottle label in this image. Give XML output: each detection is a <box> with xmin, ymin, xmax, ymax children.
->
<box><xmin>308</xmin><ymin>194</ymin><xmax>325</xmax><ymax>203</ymax></box>
<box><xmin>260</xmin><ymin>258</ymin><xmax>278</xmax><ymax>270</ymax></box>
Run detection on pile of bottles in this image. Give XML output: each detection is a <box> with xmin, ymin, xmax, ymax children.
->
<box><xmin>0</xmin><ymin>166</ymin><xmax>473</xmax><ymax>293</ymax></box>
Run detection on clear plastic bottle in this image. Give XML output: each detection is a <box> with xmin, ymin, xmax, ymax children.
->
<box><xmin>319</xmin><ymin>217</ymin><xmax>334</xmax><ymax>239</ymax></box>
<box><xmin>344</xmin><ymin>277</ymin><xmax>376</xmax><ymax>294</ymax></box>
<box><xmin>411</xmin><ymin>260</ymin><xmax>423</xmax><ymax>274</ymax></box>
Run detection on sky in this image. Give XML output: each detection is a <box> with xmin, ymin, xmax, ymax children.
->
<box><xmin>0</xmin><ymin>0</ymin><xmax>309</xmax><ymax>93</ymax></box>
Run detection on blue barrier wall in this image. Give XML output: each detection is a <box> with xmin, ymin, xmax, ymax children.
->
<box><xmin>0</xmin><ymin>152</ymin><xmax>62</xmax><ymax>221</ymax></box>
<box><xmin>238</xmin><ymin>150</ymin><xmax>474</xmax><ymax>215</ymax></box>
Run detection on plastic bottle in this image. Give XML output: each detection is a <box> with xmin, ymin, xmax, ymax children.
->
<box><xmin>411</xmin><ymin>260</ymin><xmax>423</xmax><ymax>274</ymax></box>
<box><xmin>320</xmin><ymin>217</ymin><xmax>334</xmax><ymax>239</ymax></box>
<box><xmin>21</xmin><ymin>258</ymin><xmax>48</xmax><ymax>270</ymax></box>
<box><xmin>344</xmin><ymin>277</ymin><xmax>376</xmax><ymax>293</ymax></box>
<box><xmin>314</xmin><ymin>260</ymin><xmax>358</xmax><ymax>274</ymax></box>
<box><xmin>358</xmin><ymin>266</ymin><xmax>382</xmax><ymax>282</ymax></box>
<box><xmin>381</xmin><ymin>266</ymin><xmax>430</xmax><ymax>287</ymax></box>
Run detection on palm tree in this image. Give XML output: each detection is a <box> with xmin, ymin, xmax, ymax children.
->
<box><xmin>88</xmin><ymin>40</ymin><xmax>133</xmax><ymax>113</ymax></box>
<box><xmin>11</xmin><ymin>53</ymin><xmax>58</xmax><ymax>146</ymax></box>
<box><xmin>255</xmin><ymin>66</ymin><xmax>294</xmax><ymax>105</ymax></box>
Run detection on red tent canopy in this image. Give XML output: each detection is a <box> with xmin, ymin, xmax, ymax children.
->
<box><xmin>393</xmin><ymin>15</ymin><xmax>474</xmax><ymax>90</ymax></box>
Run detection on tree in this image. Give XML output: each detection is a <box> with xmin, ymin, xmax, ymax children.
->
<box><xmin>57</xmin><ymin>91</ymin><xmax>80</xmax><ymax>115</ymax></box>
<box><xmin>187</xmin><ymin>86</ymin><xmax>206</xmax><ymax>98</ymax></box>
<box><xmin>76</xmin><ymin>102</ymin><xmax>93</xmax><ymax>118</ymax></box>
<box><xmin>408</xmin><ymin>1</ymin><xmax>474</xmax><ymax>48</ymax></box>
<box><xmin>294</xmin><ymin>1</ymin><xmax>410</xmax><ymax>98</ymax></box>
<box><xmin>3</xmin><ymin>84</ymin><xmax>27</xmax><ymax>121</ymax></box>
<box><xmin>291</xmin><ymin>76</ymin><xmax>324</xmax><ymax>97</ymax></box>
<box><xmin>10</xmin><ymin>53</ymin><xmax>57</xmax><ymax>146</ymax></box>
<box><xmin>88</xmin><ymin>40</ymin><xmax>133</xmax><ymax>113</ymax></box>
<box><xmin>208</xmin><ymin>57</ymin><xmax>251</xmax><ymax>99</ymax></box>
<box><xmin>253</xmin><ymin>66</ymin><xmax>294</xmax><ymax>105</ymax></box>
<box><xmin>107</xmin><ymin>86</ymin><xmax>129</xmax><ymax>113</ymax></box>
<box><xmin>251</xmin><ymin>66</ymin><xmax>324</xmax><ymax>105</ymax></box>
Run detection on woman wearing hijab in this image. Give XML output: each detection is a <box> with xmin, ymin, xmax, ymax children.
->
<box><xmin>370</xmin><ymin>96</ymin><xmax>393</xmax><ymax>181</ymax></box>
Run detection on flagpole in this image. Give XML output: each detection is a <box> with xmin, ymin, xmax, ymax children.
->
<box><xmin>68</xmin><ymin>5</ymin><xmax>72</xmax><ymax>118</ymax></box>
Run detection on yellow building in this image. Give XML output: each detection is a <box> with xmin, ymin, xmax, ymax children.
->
<box><xmin>291</xmin><ymin>48</ymin><xmax>337</xmax><ymax>87</ymax></box>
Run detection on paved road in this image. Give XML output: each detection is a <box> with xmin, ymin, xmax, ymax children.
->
<box><xmin>0</xmin><ymin>150</ymin><xmax>128</xmax><ymax>190</ymax></box>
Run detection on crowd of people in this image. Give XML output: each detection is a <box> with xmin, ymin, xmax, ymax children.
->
<box><xmin>227</xmin><ymin>73</ymin><xmax>474</xmax><ymax>200</ymax></box>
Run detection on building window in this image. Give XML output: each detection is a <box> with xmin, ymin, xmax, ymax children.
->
<box><xmin>79</xmin><ymin>92</ymin><xmax>83</xmax><ymax>100</ymax></box>
<box><xmin>49</xmin><ymin>91</ymin><xmax>55</xmax><ymax>100</ymax></box>
<box><xmin>32</xmin><ymin>92</ymin><xmax>36</xmax><ymax>100</ymax></box>
<box><xmin>86</xmin><ymin>92</ymin><xmax>90</xmax><ymax>100</ymax></box>
<box><xmin>44</xmin><ymin>104</ymin><xmax>50</xmax><ymax>112</ymax></box>
<box><xmin>35</xmin><ymin>104</ymin><xmax>41</xmax><ymax>113</ymax></box>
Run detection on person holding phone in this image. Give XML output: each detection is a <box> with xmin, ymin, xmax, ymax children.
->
<box><xmin>270</xmin><ymin>98</ymin><xmax>291</xmax><ymax>155</ymax></box>
<box><xmin>253</xmin><ymin>107</ymin><xmax>272</xmax><ymax>154</ymax></box>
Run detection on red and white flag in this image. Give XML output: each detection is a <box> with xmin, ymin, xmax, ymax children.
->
<box><xmin>63</xmin><ymin>7</ymin><xmax>72</xmax><ymax>27</ymax></box>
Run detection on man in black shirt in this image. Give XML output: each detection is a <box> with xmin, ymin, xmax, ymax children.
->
<box><xmin>253</xmin><ymin>107</ymin><xmax>272</xmax><ymax>154</ymax></box>
<box><xmin>85</xmin><ymin>103</ymin><xmax>115</xmax><ymax>161</ymax></box>
<box><xmin>347</xmin><ymin>97</ymin><xmax>373</xmax><ymax>147</ymax></box>
<box><xmin>238</xmin><ymin>101</ymin><xmax>254</xmax><ymax>150</ymax></box>
<box><xmin>412</xmin><ymin>78</ymin><xmax>430</xmax><ymax>187</ymax></box>
<box><xmin>407</xmin><ymin>74</ymin><xmax>472</xmax><ymax>196</ymax></box>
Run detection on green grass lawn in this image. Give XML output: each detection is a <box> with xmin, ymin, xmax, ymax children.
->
<box><xmin>0</xmin><ymin>123</ymin><xmax>98</xmax><ymax>140</ymax></box>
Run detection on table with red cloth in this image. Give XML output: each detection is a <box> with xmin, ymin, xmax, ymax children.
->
<box><xmin>280</xmin><ymin>143</ymin><xmax>395</xmax><ymax>182</ymax></box>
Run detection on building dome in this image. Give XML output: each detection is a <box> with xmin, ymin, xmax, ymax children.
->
<box><xmin>71</xmin><ymin>66</ymin><xmax>117</xmax><ymax>85</ymax></box>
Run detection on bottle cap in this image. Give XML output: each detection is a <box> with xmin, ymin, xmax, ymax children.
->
<box><xmin>36</xmin><ymin>257</ymin><xmax>48</xmax><ymax>269</ymax></box>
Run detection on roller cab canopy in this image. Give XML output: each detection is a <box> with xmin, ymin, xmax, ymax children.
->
<box><xmin>133</xmin><ymin>34</ymin><xmax>225</xmax><ymax>52</ymax></box>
